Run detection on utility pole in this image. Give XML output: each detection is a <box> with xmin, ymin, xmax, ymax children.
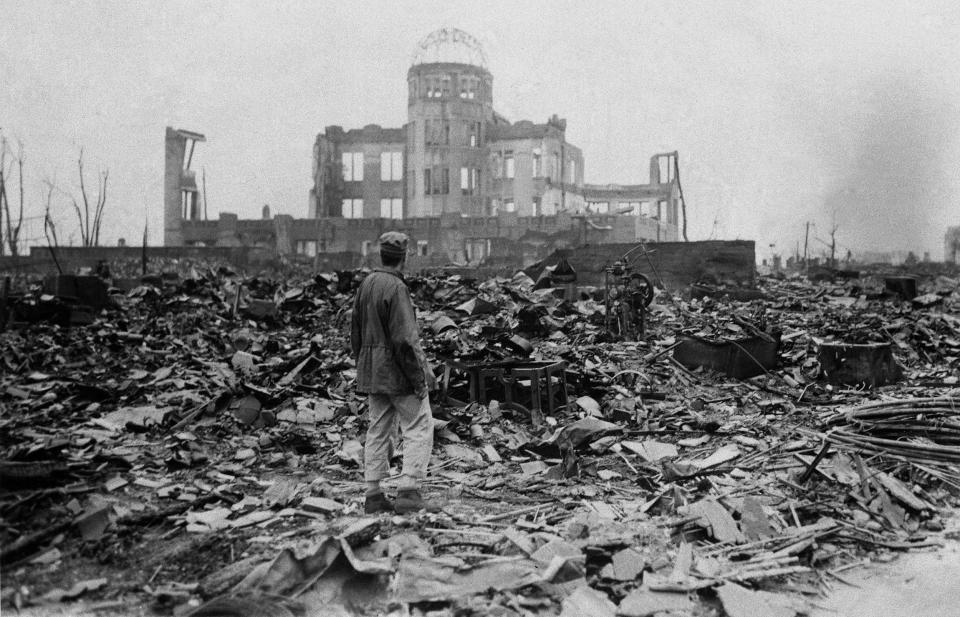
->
<box><xmin>803</xmin><ymin>221</ymin><xmax>811</xmax><ymax>273</ymax></box>
<box><xmin>0</xmin><ymin>127</ymin><xmax>3</xmax><ymax>257</ymax></box>
<box><xmin>830</xmin><ymin>227</ymin><xmax>837</xmax><ymax>269</ymax></box>
<box><xmin>202</xmin><ymin>166</ymin><xmax>208</xmax><ymax>220</ymax></box>
<box><xmin>313</xmin><ymin>149</ymin><xmax>329</xmax><ymax>272</ymax></box>
<box><xmin>0</xmin><ymin>147</ymin><xmax>6</xmax><ymax>257</ymax></box>
<box><xmin>0</xmin><ymin>175</ymin><xmax>5</xmax><ymax>257</ymax></box>
<box><xmin>313</xmin><ymin>219</ymin><xmax>322</xmax><ymax>273</ymax></box>
<box><xmin>673</xmin><ymin>152</ymin><xmax>689</xmax><ymax>242</ymax></box>
<box><xmin>141</xmin><ymin>221</ymin><xmax>148</xmax><ymax>276</ymax></box>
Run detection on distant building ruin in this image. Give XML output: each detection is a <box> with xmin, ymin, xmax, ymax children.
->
<box><xmin>163</xmin><ymin>127</ymin><xmax>205</xmax><ymax>246</ymax></box>
<box><xmin>168</xmin><ymin>29</ymin><xmax>685</xmax><ymax>266</ymax></box>
<box><xmin>946</xmin><ymin>226</ymin><xmax>960</xmax><ymax>263</ymax></box>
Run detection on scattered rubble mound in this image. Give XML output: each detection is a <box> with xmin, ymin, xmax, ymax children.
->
<box><xmin>3</xmin><ymin>261</ymin><xmax>960</xmax><ymax>616</ymax></box>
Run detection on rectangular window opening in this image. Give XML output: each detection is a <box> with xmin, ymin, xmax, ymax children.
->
<box><xmin>465</xmin><ymin>238</ymin><xmax>489</xmax><ymax>263</ymax></box>
<box><xmin>354</xmin><ymin>152</ymin><xmax>364</xmax><ymax>181</ymax></box>
<box><xmin>380</xmin><ymin>198</ymin><xmax>403</xmax><ymax>219</ymax></box>
<box><xmin>342</xmin><ymin>198</ymin><xmax>363</xmax><ymax>218</ymax></box>
<box><xmin>658</xmin><ymin>157</ymin><xmax>673</xmax><ymax>184</ymax></box>
<box><xmin>380</xmin><ymin>151</ymin><xmax>403</xmax><ymax>181</ymax></box>
<box><xmin>460</xmin><ymin>167</ymin><xmax>480</xmax><ymax>195</ymax></box>
<box><xmin>468</xmin><ymin>121</ymin><xmax>481</xmax><ymax>147</ymax></box>
<box><xmin>342</xmin><ymin>152</ymin><xmax>358</xmax><ymax>181</ymax></box>
<box><xmin>392</xmin><ymin>151</ymin><xmax>402</xmax><ymax>180</ymax></box>
<box><xmin>296</xmin><ymin>240</ymin><xmax>318</xmax><ymax>257</ymax></box>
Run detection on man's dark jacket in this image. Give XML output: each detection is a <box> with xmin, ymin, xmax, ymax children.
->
<box><xmin>350</xmin><ymin>269</ymin><xmax>429</xmax><ymax>396</ymax></box>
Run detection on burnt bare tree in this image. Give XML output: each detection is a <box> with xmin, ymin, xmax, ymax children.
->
<box><xmin>42</xmin><ymin>178</ymin><xmax>63</xmax><ymax>273</ymax></box>
<box><xmin>0</xmin><ymin>139</ymin><xmax>6</xmax><ymax>257</ymax></box>
<box><xmin>0</xmin><ymin>133</ymin><xmax>26</xmax><ymax>257</ymax></box>
<box><xmin>71</xmin><ymin>147</ymin><xmax>109</xmax><ymax>247</ymax></box>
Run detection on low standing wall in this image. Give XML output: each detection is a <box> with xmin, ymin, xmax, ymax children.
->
<box><xmin>1</xmin><ymin>240</ymin><xmax>756</xmax><ymax>292</ymax></box>
<box><xmin>530</xmin><ymin>240</ymin><xmax>756</xmax><ymax>290</ymax></box>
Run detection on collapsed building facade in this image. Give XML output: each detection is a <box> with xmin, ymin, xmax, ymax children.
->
<box><xmin>167</xmin><ymin>29</ymin><xmax>684</xmax><ymax>267</ymax></box>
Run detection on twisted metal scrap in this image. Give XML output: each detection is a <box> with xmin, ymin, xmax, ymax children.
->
<box><xmin>822</xmin><ymin>397</ymin><xmax>960</xmax><ymax>464</ymax></box>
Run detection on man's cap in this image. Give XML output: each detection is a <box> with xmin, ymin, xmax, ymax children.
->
<box><xmin>379</xmin><ymin>231</ymin><xmax>409</xmax><ymax>258</ymax></box>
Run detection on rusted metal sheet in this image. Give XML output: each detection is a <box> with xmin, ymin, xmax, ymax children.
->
<box><xmin>673</xmin><ymin>334</ymin><xmax>780</xmax><ymax>379</ymax></box>
<box><xmin>817</xmin><ymin>341</ymin><xmax>903</xmax><ymax>387</ymax></box>
<box><xmin>42</xmin><ymin>274</ymin><xmax>109</xmax><ymax>310</ymax></box>
<box><xmin>884</xmin><ymin>276</ymin><xmax>918</xmax><ymax>300</ymax></box>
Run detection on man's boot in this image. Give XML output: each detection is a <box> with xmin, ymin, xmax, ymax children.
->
<box><xmin>364</xmin><ymin>492</ymin><xmax>394</xmax><ymax>514</ymax></box>
<box><xmin>395</xmin><ymin>488</ymin><xmax>425</xmax><ymax>514</ymax></box>
<box><xmin>395</xmin><ymin>488</ymin><xmax>443</xmax><ymax>514</ymax></box>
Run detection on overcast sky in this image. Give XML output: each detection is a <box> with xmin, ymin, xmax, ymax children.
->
<box><xmin>3</xmin><ymin>1</ymin><xmax>959</xmax><ymax>260</ymax></box>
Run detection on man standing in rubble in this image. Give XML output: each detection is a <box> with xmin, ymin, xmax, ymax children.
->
<box><xmin>351</xmin><ymin>231</ymin><xmax>434</xmax><ymax>514</ymax></box>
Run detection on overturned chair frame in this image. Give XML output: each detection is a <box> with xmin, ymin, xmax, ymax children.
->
<box><xmin>441</xmin><ymin>359</ymin><xmax>569</xmax><ymax>426</ymax></box>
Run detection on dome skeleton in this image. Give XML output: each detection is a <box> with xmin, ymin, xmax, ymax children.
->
<box><xmin>411</xmin><ymin>27</ymin><xmax>488</xmax><ymax>68</ymax></box>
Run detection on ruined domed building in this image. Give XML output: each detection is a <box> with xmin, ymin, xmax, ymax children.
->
<box><xmin>169</xmin><ymin>28</ymin><xmax>684</xmax><ymax>267</ymax></box>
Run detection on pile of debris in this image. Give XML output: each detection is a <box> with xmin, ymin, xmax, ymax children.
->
<box><xmin>2</xmin><ymin>263</ymin><xmax>960</xmax><ymax>616</ymax></box>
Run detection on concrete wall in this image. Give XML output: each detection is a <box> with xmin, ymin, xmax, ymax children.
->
<box><xmin>342</xmin><ymin>129</ymin><xmax>406</xmax><ymax>219</ymax></box>
<box><xmin>175</xmin><ymin>205</ymin><xmax>714</xmax><ymax>278</ymax></box>
<box><xmin>163</xmin><ymin>128</ymin><xmax>205</xmax><ymax>246</ymax></box>
<box><xmin>945</xmin><ymin>226</ymin><xmax>960</xmax><ymax>263</ymax></box>
<box><xmin>0</xmin><ymin>245</ymin><xmax>279</xmax><ymax>279</ymax></box>
<box><xmin>487</xmin><ymin>126</ymin><xmax>584</xmax><ymax>217</ymax></box>
<box><xmin>0</xmin><ymin>246</ymin><xmax>509</xmax><ymax>280</ymax></box>
<box><xmin>163</xmin><ymin>128</ymin><xmax>188</xmax><ymax>246</ymax></box>
<box><xmin>279</xmin><ymin>211</ymin><xmax>641</xmax><ymax>265</ymax></box>
<box><xmin>534</xmin><ymin>240</ymin><xmax>756</xmax><ymax>290</ymax></box>
<box><xmin>181</xmin><ymin>210</ymin><xmax>647</xmax><ymax>264</ymax></box>
<box><xmin>2</xmin><ymin>240</ymin><xmax>755</xmax><ymax>293</ymax></box>
<box><xmin>581</xmin><ymin>153</ymin><xmax>682</xmax><ymax>240</ymax></box>
<box><xmin>634</xmin><ymin>216</ymin><xmax>677</xmax><ymax>243</ymax></box>
<box><xmin>314</xmin><ymin>125</ymin><xmax>407</xmax><ymax>221</ymax></box>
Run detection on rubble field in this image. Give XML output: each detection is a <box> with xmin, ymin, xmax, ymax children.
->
<box><xmin>3</xmin><ymin>260</ymin><xmax>960</xmax><ymax>617</ymax></box>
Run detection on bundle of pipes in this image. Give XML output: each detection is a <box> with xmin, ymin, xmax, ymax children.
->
<box><xmin>823</xmin><ymin>397</ymin><xmax>960</xmax><ymax>464</ymax></box>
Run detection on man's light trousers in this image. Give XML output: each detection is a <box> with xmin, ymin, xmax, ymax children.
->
<box><xmin>364</xmin><ymin>393</ymin><xmax>433</xmax><ymax>486</ymax></box>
